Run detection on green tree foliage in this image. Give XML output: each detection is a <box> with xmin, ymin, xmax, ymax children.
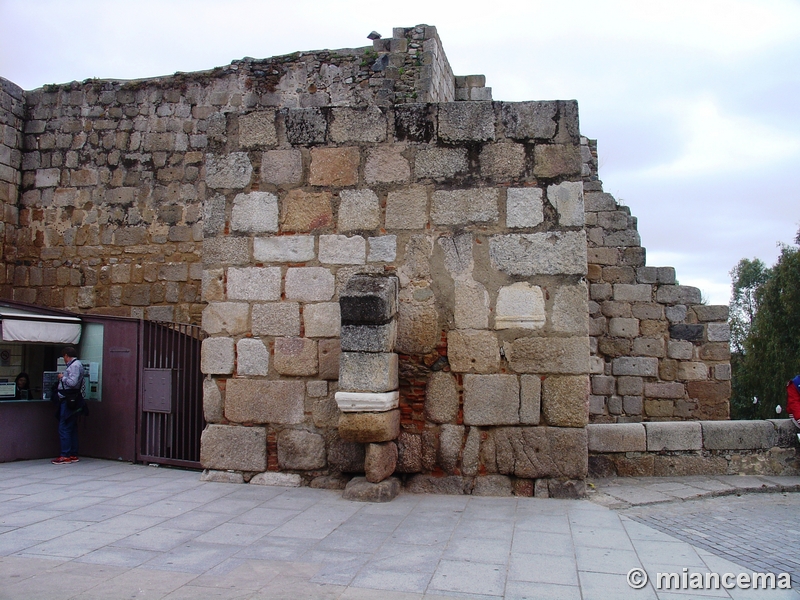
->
<box><xmin>730</xmin><ymin>230</ymin><xmax>800</xmax><ymax>419</ymax></box>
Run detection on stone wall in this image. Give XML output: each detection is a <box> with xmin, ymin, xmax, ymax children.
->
<box><xmin>588</xmin><ymin>420</ymin><xmax>799</xmax><ymax>477</ymax></box>
<box><xmin>581</xmin><ymin>139</ymin><xmax>731</xmax><ymax>423</ymax></box>
<box><xmin>0</xmin><ymin>78</ymin><xmax>24</xmax><ymax>292</ymax></box>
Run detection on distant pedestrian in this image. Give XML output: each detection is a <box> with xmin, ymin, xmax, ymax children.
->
<box><xmin>51</xmin><ymin>347</ymin><xmax>85</xmax><ymax>465</ymax></box>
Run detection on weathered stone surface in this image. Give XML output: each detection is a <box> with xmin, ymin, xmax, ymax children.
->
<box><xmin>339</xmin><ymin>352</ymin><xmax>398</xmax><ymax>393</ymax></box>
<box><xmin>252</xmin><ymin>302</ymin><xmax>300</xmax><ymax>336</ymax></box>
<box><xmin>533</xmin><ymin>144</ymin><xmax>581</xmax><ymax>178</ymax></box>
<box><xmin>225</xmin><ymin>379</ymin><xmax>305</xmax><ymax>424</ymax></box>
<box><xmin>425</xmin><ymin>371</ymin><xmax>459</xmax><ymax>424</ymax></box>
<box><xmin>304</xmin><ymin>302</ymin><xmax>341</xmax><ymax>338</ymax></box>
<box><xmin>480</xmin><ymin>143</ymin><xmax>525</xmax><ymax>180</ymax></box>
<box><xmin>338</xmin><ymin>189</ymin><xmax>381</xmax><ymax>232</ymax></box>
<box><xmin>656</xmin><ymin>285</ymin><xmax>702</xmax><ymax>305</ymax></box>
<box><xmin>501</xmin><ymin>101</ymin><xmax>557</xmax><ymax>140</ymax></box>
<box><xmin>330</xmin><ymin>106</ymin><xmax>387</xmax><ymax>143</ymax></box>
<box><xmin>338</xmin><ymin>410</ymin><xmax>400</xmax><ymax>443</ymax></box>
<box><xmin>612</xmin><ymin>357</ymin><xmax>658</xmax><ymax>377</ymax></box>
<box><xmin>547</xmin><ymin>479</ymin><xmax>586</xmax><ymax>499</ymax></box>
<box><xmin>284</xmin><ymin>108</ymin><xmax>327</xmax><ymax>144</ymax></box>
<box><xmin>644</xmin><ymin>381</ymin><xmax>685</xmax><ymax>399</ymax></box>
<box><xmin>203</xmin><ymin>237</ymin><xmax>250</xmax><ymax>267</ymax></box>
<box><xmin>277</xmin><ymin>429</ymin><xmax>326</xmax><ymax>470</ymax></box>
<box><xmin>236</xmin><ymin>338</ymin><xmax>269</xmax><ymax>376</ymax></box>
<box><xmin>461</xmin><ymin>427</ymin><xmax>481</xmax><ymax>476</ymax></box>
<box><xmin>495</xmin><ymin>427</ymin><xmax>588</xmax><ymax>479</ymax></box>
<box><xmin>205</xmin><ymin>153</ymin><xmax>252</xmax><ymax>189</ymax></box>
<box><xmin>312</xmin><ymin>394</ymin><xmax>340</xmax><ymax>428</ymax></box>
<box><xmin>507</xmin><ymin>337</ymin><xmax>589</xmax><ymax>375</ymax></box>
<box><xmin>202</xmin><ymin>302</ymin><xmax>249</xmax><ymax>335</ymax></box>
<box><xmin>551</xmin><ymin>283</ymin><xmax>589</xmax><ymax>335</ymax></box>
<box><xmin>254</xmin><ymin>235</ymin><xmax>315</xmax><ymax>263</ymax></box>
<box><xmin>285</xmin><ymin>267</ymin><xmax>335</xmax><ymax>301</ymax></box>
<box><xmin>396</xmin><ymin>432</ymin><xmax>423</xmax><ymax>473</ymax></box>
<box><xmin>239</xmin><ymin>110</ymin><xmax>277</xmax><ymax>147</ymax></box>
<box><xmin>203</xmin><ymin>379</ymin><xmax>224</xmax><ymax>423</ymax></box>
<box><xmin>327</xmin><ymin>439</ymin><xmax>365</xmax><ymax>473</ymax></box>
<box><xmin>768</xmin><ymin>419</ymin><xmax>800</xmax><ymax>448</ymax></box>
<box><xmin>547</xmin><ymin>181</ymin><xmax>584</xmax><ymax>227</ymax></box>
<box><xmin>541</xmin><ymin>375</ymin><xmax>589</xmax><ymax>428</ymax></box>
<box><xmin>365</xmin><ymin>442</ymin><xmax>398</xmax><ymax>483</ymax></box>
<box><xmin>707</xmin><ymin>323</ymin><xmax>730</xmax><ymax>342</ymax></box>
<box><xmin>653</xmin><ymin>455</ymin><xmax>727</xmax><ymax>477</ymax></box>
<box><xmin>669</xmin><ymin>324</ymin><xmax>704</xmax><ymax>342</ymax></box>
<box><xmin>473</xmin><ymin>475</ymin><xmax>514</xmax><ymax>497</ymax></box>
<box><xmin>385</xmin><ymin>186</ymin><xmax>428</xmax><ymax>229</ymax></box>
<box><xmin>448</xmin><ymin>330</ymin><xmax>500</xmax><ymax>373</ymax></box>
<box><xmin>438</xmin><ymin>424</ymin><xmax>464</xmax><ymax>473</ymax></box>
<box><xmin>678</xmin><ymin>362</ymin><xmax>709</xmax><ymax>380</ymax></box>
<box><xmin>201</xmin><ymin>337</ymin><xmax>235</xmax><ymax>374</ymax></box>
<box><xmin>309</xmin><ymin>147</ymin><xmax>359</xmax><ymax>186</ymax></box>
<box><xmin>454</xmin><ymin>279</ymin><xmax>489</xmax><ymax>329</ymax></box>
<box><xmin>609</xmin><ymin>317</ymin><xmax>639</xmax><ymax>338</ymax></box>
<box><xmin>274</xmin><ymin>337</ymin><xmax>317</xmax><ymax>376</ymax></box>
<box><xmin>341</xmin><ymin>321</ymin><xmax>396</xmax><ymax>353</ymax></box>
<box><xmin>319</xmin><ymin>234</ymin><xmax>366</xmax><ymax>265</ymax></box>
<box><xmin>463</xmin><ymin>374</ymin><xmax>520</xmax><ymax>426</ymax></box>
<box><xmin>695</xmin><ymin>305</ymin><xmax>729</xmax><ymax>322</ymax></box>
<box><xmin>439</xmin><ymin>102</ymin><xmax>495</xmax><ymax>141</ymax></box>
<box><xmin>340</xmin><ymin>274</ymin><xmax>398</xmax><ymax>325</ymax></box>
<box><xmin>494</xmin><ymin>282</ymin><xmax>545</xmax><ymax>330</ymax></box>
<box><xmin>406</xmin><ymin>475</ymin><xmax>471</xmax><ymax>495</ymax></box>
<box><xmin>200</xmin><ymin>470</ymin><xmax>244</xmax><ymax>484</ymax></box>
<box><xmin>520</xmin><ymin>375</ymin><xmax>541</xmax><ymax>425</ymax></box>
<box><xmin>318</xmin><ymin>338</ymin><xmax>341</xmax><ymax>380</ymax></box>
<box><xmin>645</xmin><ymin>421</ymin><xmax>702</xmax><ymax>451</ymax></box>
<box><xmin>200</xmin><ymin>424</ymin><xmax>266</xmax><ymax>471</ymax></box>
<box><xmin>701</xmin><ymin>420</ymin><xmax>775</xmax><ymax>450</ymax></box>
<box><xmin>261</xmin><ymin>149</ymin><xmax>302</xmax><ymax>186</ymax></box>
<box><xmin>506</xmin><ymin>187</ymin><xmax>544</xmax><ymax>229</ymax></box>
<box><xmin>250</xmin><ymin>472</ymin><xmax>302</xmax><ymax>487</ymax></box>
<box><xmin>310</xmin><ymin>475</ymin><xmax>349</xmax><ymax>490</ymax></box>
<box><xmin>490</xmin><ymin>232</ymin><xmax>587</xmax><ymax>276</ymax></box>
<box><xmin>415</xmin><ymin>147</ymin><xmax>468</xmax><ymax>179</ymax></box>
<box><xmin>227</xmin><ymin>267</ymin><xmax>281</xmax><ymax>301</ymax></box>
<box><xmin>365</xmin><ymin>146</ymin><xmax>410</xmax><ymax>183</ymax></box>
<box><xmin>431</xmin><ymin>189</ymin><xmax>499</xmax><ymax>225</ymax></box>
<box><xmin>231</xmin><ymin>192</ymin><xmax>279</xmax><ymax>234</ymax></box>
<box><xmin>368</xmin><ymin>236</ymin><xmax>397</xmax><ymax>262</ymax></box>
<box><xmin>342</xmin><ymin>476</ymin><xmax>401</xmax><ymax>502</ymax></box>
<box><xmin>587</xmin><ymin>423</ymin><xmax>646</xmax><ymax>452</ymax></box>
<box><xmin>282</xmin><ymin>189</ymin><xmax>333</xmax><ymax>232</ymax></box>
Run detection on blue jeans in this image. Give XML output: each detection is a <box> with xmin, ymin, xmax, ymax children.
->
<box><xmin>58</xmin><ymin>401</ymin><xmax>79</xmax><ymax>457</ymax></box>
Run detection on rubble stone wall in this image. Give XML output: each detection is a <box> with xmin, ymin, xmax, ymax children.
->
<box><xmin>0</xmin><ymin>78</ymin><xmax>25</xmax><ymax>292</ymax></box>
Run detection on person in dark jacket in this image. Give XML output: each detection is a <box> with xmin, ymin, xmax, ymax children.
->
<box><xmin>52</xmin><ymin>347</ymin><xmax>84</xmax><ymax>465</ymax></box>
<box><xmin>14</xmin><ymin>372</ymin><xmax>30</xmax><ymax>399</ymax></box>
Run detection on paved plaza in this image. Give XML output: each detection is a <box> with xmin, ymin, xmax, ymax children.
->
<box><xmin>0</xmin><ymin>459</ymin><xmax>798</xmax><ymax>599</ymax></box>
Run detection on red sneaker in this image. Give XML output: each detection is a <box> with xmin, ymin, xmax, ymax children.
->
<box><xmin>69</xmin><ymin>456</ymin><xmax>79</xmax><ymax>463</ymax></box>
<box><xmin>51</xmin><ymin>456</ymin><xmax>72</xmax><ymax>465</ymax></box>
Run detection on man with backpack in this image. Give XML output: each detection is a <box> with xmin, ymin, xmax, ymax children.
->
<box><xmin>51</xmin><ymin>346</ymin><xmax>85</xmax><ymax>465</ymax></box>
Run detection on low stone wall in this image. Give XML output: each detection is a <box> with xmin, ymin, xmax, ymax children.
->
<box><xmin>588</xmin><ymin>420</ymin><xmax>800</xmax><ymax>477</ymax></box>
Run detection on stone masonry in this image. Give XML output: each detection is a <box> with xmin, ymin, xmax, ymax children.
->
<box><xmin>0</xmin><ymin>25</ymin><xmax>731</xmax><ymax>496</ymax></box>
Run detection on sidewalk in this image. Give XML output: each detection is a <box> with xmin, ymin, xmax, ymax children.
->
<box><xmin>0</xmin><ymin>459</ymin><xmax>797</xmax><ymax>599</ymax></box>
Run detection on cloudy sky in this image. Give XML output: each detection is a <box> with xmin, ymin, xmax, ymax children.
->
<box><xmin>2</xmin><ymin>0</ymin><xmax>798</xmax><ymax>305</ymax></box>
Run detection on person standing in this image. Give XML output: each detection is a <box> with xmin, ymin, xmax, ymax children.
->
<box><xmin>52</xmin><ymin>347</ymin><xmax>84</xmax><ymax>465</ymax></box>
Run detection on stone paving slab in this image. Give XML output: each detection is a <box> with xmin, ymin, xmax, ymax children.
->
<box><xmin>0</xmin><ymin>459</ymin><xmax>799</xmax><ymax>599</ymax></box>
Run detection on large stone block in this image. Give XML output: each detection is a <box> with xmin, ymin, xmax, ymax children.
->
<box><xmin>612</xmin><ymin>357</ymin><xmax>658</xmax><ymax>377</ymax></box>
<box><xmin>252</xmin><ymin>302</ymin><xmax>300</xmax><ymax>336</ymax></box>
<box><xmin>464</xmin><ymin>374</ymin><xmax>520</xmax><ymax>426</ymax></box>
<box><xmin>425</xmin><ymin>372</ymin><xmax>459</xmax><ymax>424</ymax></box>
<box><xmin>385</xmin><ymin>186</ymin><xmax>428</xmax><ymax>229</ymax></box>
<box><xmin>669</xmin><ymin>324</ymin><xmax>704</xmax><ymax>341</ymax></box>
<box><xmin>203</xmin><ymin>237</ymin><xmax>250</xmax><ymax>267</ymax></box>
<box><xmin>694</xmin><ymin>305</ymin><xmax>729</xmax><ymax>322</ymax></box>
<box><xmin>414</xmin><ymin>147</ymin><xmax>468</xmax><ymax>179</ymax></box>
<box><xmin>281</xmin><ymin>189</ymin><xmax>333</xmax><ymax>232</ymax></box>
<box><xmin>340</xmin><ymin>274</ymin><xmax>398</xmax><ymax>325</ymax></box>
<box><xmin>236</xmin><ymin>338</ymin><xmax>270</xmax><ymax>376</ymax></box>
<box><xmin>656</xmin><ymin>285</ymin><xmax>702</xmax><ymax>305</ymax></box>
<box><xmin>231</xmin><ymin>192</ymin><xmax>279</xmax><ymax>234</ymax></box>
<box><xmin>338</xmin><ymin>189</ymin><xmax>381</xmax><ymax>232</ymax></box>
<box><xmin>645</xmin><ymin>422</ymin><xmax>702</xmax><ymax>451</ymax></box>
<box><xmin>489</xmin><ymin>232</ymin><xmax>587</xmax><ymax>276</ymax></box>
<box><xmin>327</xmin><ymin>438</ymin><xmax>365</xmax><ymax>472</ymax></box>
<box><xmin>330</xmin><ymin>106</ymin><xmax>387</xmax><ymax>143</ymax></box>
<box><xmin>341</xmin><ymin>321</ymin><xmax>396</xmax><ymax>353</ymax></box>
<box><xmin>309</xmin><ymin>147</ymin><xmax>359</xmax><ymax>186</ymax></box>
<box><xmin>318</xmin><ymin>338</ymin><xmax>341</xmax><ymax>380</ymax></box>
<box><xmin>224</xmin><ymin>379</ymin><xmax>305</xmax><ymax>424</ymax></box>
<box><xmin>227</xmin><ymin>267</ymin><xmax>281</xmax><ymax>301</ymax></box>
<box><xmin>494</xmin><ymin>282</ymin><xmax>545</xmax><ymax>330</ymax></box>
<box><xmin>439</xmin><ymin>424</ymin><xmax>465</xmax><ymax>473</ymax></box>
<box><xmin>405</xmin><ymin>475</ymin><xmax>471</xmax><ymax>495</ymax></box>
<box><xmin>339</xmin><ymin>352</ymin><xmax>398</xmax><ymax>393</ymax></box>
<box><xmin>200</xmin><ymin>424</ymin><xmax>267</xmax><ymax>471</ymax></box>
<box><xmin>251</xmin><ymin>472</ymin><xmax>303</xmax><ymax>487</ymax></box>
<box><xmin>495</xmin><ymin>427</ymin><xmax>588</xmax><ymax>479</ymax></box>
<box><xmin>202</xmin><ymin>302</ymin><xmax>249</xmax><ymax>335</ymax></box>
<box><xmin>304</xmin><ymin>302</ymin><xmax>341</xmax><ymax>338</ymax></box>
<box><xmin>542</xmin><ymin>375</ymin><xmax>589</xmax><ymax>428</ymax></box>
<box><xmin>520</xmin><ymin>375</ymin><xmax>541</xmax><ymax>425</ymax></box>
<box><xmin>285</xmin><ymin>267</ymin><xmax>335</xmax><ymax>302</ymax></box>
<box><xmin>707</xmin><ymin>323</ymin><xmax>730</xmax><ymax>342</ymax></box>
<box><xmin>438</xmin><ymin>102</ymin><xmax>495</xmax><ymax>142</ymax></box>
<box><xmin>261</xmin><ymin>149</ymin><xmax>302</xmax><ymax>186</ymax></box>
<box><xmin>431</xmin><ymin>189</ymin><xmax>499</xmax><ymax>225</ymax></box>
<box><xmin>551</xmin><ymin>283</ymin><xmax>589</xmax><ymax>335</ymax></box>
<box><xmin>547</xmin><ymin>181</ymin><xmax>584</xmax><ymax>226</ymax></box>
<box><xmin>365</xmin><ymin>442</ymin><xmax>398</xmax><ymax>483</ymax></box>
<box><xmin>501</xmin><ymin>101</ymin><xmax>557</xmax><ymax>140</ymax></box>
<box><xmin>334</xmin><ymin>391</ymin><xmax>399</xmax><ymax>413</ymax></box>
<box><xmin>506</xmin><ymin>187</ymin><xmax>544</xmax><ymax>229</ymax></box>
<box><xmin>239</xmin><ymin>110</ymin><xmax>277</xmax><ymax>147</ymax></box>
<box><xmin>678</xmin><ymin>362</ymin><xmax>709</xmax><ymax>380</ymax></box>
<box><xmin>365</xmin><ymin>146</ymin><xmax>410</xmax><ymax>184</ymax></box>
<box><xmin>253</xmin><ymin>235</ymin><xmax>315</xmax><ymax>263</ymax></box>
<box><xmin>587</xmin><ymin>423</ymin><xmax>646</xmax><ymax>452</ymax></box>
<box><xmin>203</xmin><ymin>379</ymin><xmax>223</xmax><ymax>423</ymax></box>
<box><xmin>701</xmin><ymin>420</ymin><xmax>776</xmax><ymax>450</ymax></box>
<box><xmin>479</xmin><ymin>143</ymin><xmax>526</xmax><ymax>180</ymax></box>
<box><xmin>454</xmin><ymin>279</ymin><xmax>489</xmax><ymax>329</ymax></box>
<box><xmin>533</xmin><ymin>144</ymin><xmax>581</xmax><ymax>178</ymax></box>
<box><xmin>507</xmin><ymin>337</ymin><xmax>589</xmax><ymax>375</ymax></box>
<box><xmin>274</xmin><ymin>337</ymin><xmax>318</xmax><ymax>376</ymax></box>
<box><xmin>201</xmin><ymin>337</ymin><xmax>235</xmax><ymax>375</ymax></box>
<box><xmin>448</xmin><ymin>330</ymin><xmax>500</xmax><ymax>373</ymax></box>
<box><xmin>338</xmin><ymin>409</ymin><xmax>400</xmax><ymax>443</ymax></box>
<box><xmin>205</xmin><ymin>153</ymin><xmax>252</xmax><ymax>189</ymax></box>
<box><xmin>277</xmin><ymin>429</ymin><xmax>326</xmax><ymax>470</ymax></box>
<box><xmin>687</xmin><ymin>380</ymin><xmax>730</xmax><ymax>402</ymax></box>
<box><xmin>653</xmin><ymin>455</ymin><xmax>727</xmax><ymax>477</ymax></box>
<box><xmin>284</xmin><ymin>107</ymin><xmax>327</xmax><ymax>144</ymax></box>
<box><xmin>368</xmin><ymin>236</ymin><xmax>397</xmax><ymax>263</ymax></box>
<box><xmin>319</xmin><ymin>235</ymin><xmax>366</xmax><ymax>265</ymax></box>
<box><xmin>342</xmin><ymin>476</ymin><xmax>400</xmax><ymax>502</ymax></box>
<box><xmin>395</xmin><ymin>301</ymin><xmax>439</xmax><ymax>355</ymax></box>
<box><xmin>609</xmin><ymin>317</ymin><xmax>639</xmax><ymax>338</ymax></box>
<box><xmin>396</xmin><ymin>432</ymin><xmax>423</xmax><ymax>473</ymax></box>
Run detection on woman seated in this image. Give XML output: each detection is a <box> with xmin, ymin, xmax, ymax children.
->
<box><xmin>14</xmin><ymin>372</ymin><xmax>30</xmax><ymax>399</ymax></box>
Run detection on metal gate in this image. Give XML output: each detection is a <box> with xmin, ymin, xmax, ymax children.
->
<box><xmin>138</xmin><ymin>321</ymin><xmax>205</xmax><ymax>468</ymax></box>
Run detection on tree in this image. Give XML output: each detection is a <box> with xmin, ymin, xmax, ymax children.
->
<box><xmin>730</xmin><ymin>230</ymin><xmax>800</xmax><ymax>420</ymax></box>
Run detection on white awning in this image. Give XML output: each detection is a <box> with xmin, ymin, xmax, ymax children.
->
<box><xmin>0</xmin><ymin>304</ymin><xmax>83</xmax><ymax>345</ymax></box>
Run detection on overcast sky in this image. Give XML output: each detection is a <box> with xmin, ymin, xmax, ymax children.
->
<box><xmin>2</xmin><ymin>0</ymin><xmax>798</xmax><ymax>305</ymax></box>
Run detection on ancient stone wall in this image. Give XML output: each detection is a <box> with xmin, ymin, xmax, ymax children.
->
<box><xmin>581</xmin><ymin>139</ymin><xmax>731</xmax><ymax>423</ymax></box>
<box><xmin>0</xmin><ymin>78</ymin><xmax>24</xmax><ymax>293</ymax></box>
